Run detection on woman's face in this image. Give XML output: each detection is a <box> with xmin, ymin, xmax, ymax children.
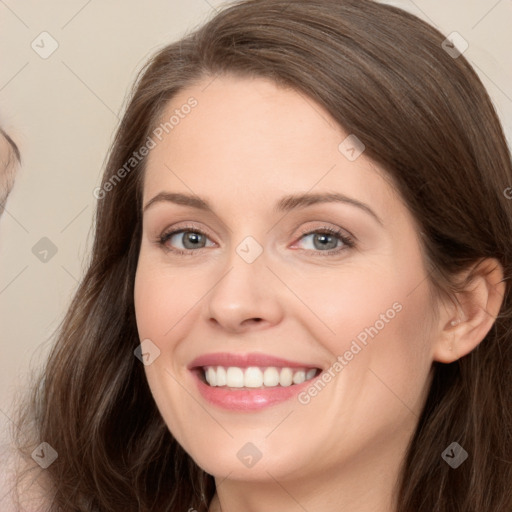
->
<box><xmin>134</xmin><ymin>74</ymin><xmax>440</xmax><ymax>482</ymax></box>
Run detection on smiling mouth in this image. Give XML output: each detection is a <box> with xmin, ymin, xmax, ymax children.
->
<box><xmin>197</xmin><ymin>365</ymin><xmax>322</xmax><ymax>389</ymax></box>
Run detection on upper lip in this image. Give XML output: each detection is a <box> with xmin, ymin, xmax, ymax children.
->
<box><xmin>188</xmin><ymin>352</ymin><xmax>322</xmax><ymax>370</ymax></box>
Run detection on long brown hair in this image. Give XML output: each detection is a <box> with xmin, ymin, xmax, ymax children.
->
<box><xmin>11</xmin><ymin>0</ymin><xmax>512</xmax><ymax>510</ymax></box>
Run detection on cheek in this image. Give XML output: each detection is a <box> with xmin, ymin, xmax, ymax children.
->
<box><xmin>373</xmin><ymin>283</ymin><xmax>435</xmax><ymax>386</ymax></box>
<box><xmin>302</xmin><ymin>254</ymin><xmax>434</xmax><ymax>411</ymax></box>
<box><xmin>336</xmin><ymin>275</ymin><xmax>435</xmax><ymax>421</ymax></box>
<box><xmin>288</xmin><ymin>260</ymin><xmax>405</xmax><ymax>352</ymax></box>
<box><xmin>133</xmin><ymin>258</ymin><xmax>198</xmax><ymax>339</ymax></box>
<box><xmin>133</xmin><ymin>259</ymin><xmax>201</xmax><ymax>441</ymax></box>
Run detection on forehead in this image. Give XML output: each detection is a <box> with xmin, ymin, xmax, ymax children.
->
<box><xmin>143</xmin><ymin>74</ymin><xmax>403</xmax><ymax>222</ymax></box>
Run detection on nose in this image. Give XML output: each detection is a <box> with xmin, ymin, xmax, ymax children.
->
<box><xmin>204</xmin><ymin>249</ymin><xmax>285</xmax><ymax>334</ymax></box>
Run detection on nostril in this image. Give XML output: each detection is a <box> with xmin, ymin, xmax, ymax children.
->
<box><xmin>242</xmin><ymin>318</ymin><xmax>263</xmax><ymax>326</ymax></box>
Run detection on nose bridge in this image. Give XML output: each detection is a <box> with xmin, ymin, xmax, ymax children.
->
<box><xmin>204</xmin><ymin>234</ymin><xmax>283</xmax><ymax>331</ymax></box>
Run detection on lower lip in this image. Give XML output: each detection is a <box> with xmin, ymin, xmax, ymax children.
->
<box><xmin>191</xmin><ymin>369</ymin><xmax>319</xmax><ymax>411</ymax></box>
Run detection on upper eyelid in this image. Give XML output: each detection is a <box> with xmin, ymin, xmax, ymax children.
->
<box><xmin>159</xmin><ymin>223</ymin><xmax>347</xmax><ymax>238</ymax></box>
<box><xmin>160</xmin><ymin>223</ymin><xmax>215</xmax><ymax>241</ymax></box>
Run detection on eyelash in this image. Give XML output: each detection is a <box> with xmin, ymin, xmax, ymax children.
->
<box><xmin>156</xmin><ymin>224</ymin><xmax>356</xmax><ymax>257</ymax></box>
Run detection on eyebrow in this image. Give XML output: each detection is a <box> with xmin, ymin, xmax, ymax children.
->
<box><xmin>143</xmin><ymin>191</ymin><xmax>383</xmax><ymax>225</ymax></box>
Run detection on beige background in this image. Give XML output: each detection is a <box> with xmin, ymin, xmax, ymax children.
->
<box><xmin>1</xmin><ymin>0</ymin><xmax>511</xmax><ymax>443</ymax></box>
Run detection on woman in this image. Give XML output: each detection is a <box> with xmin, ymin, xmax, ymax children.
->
<box><xmin>9</xmin><ymin>0</ymin><xmax>512</xmax><ymax>510</ymax></box>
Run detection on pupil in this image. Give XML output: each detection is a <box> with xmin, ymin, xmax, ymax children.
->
<box><xmin>315</xmin><ymin>233</ymin><xmax>336</xmax><ymax>250</ymax></box>
<box><xmin>184</xmin><ymin>232</ymin><xmax>204</xmax><ymax>249</ymax></box>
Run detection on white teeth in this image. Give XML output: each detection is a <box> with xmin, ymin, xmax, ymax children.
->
<box><xmin>292</xmin><ymin>370</ymin><xmax>306</xmax><ymax>384</ymax></box>
<box><xmin>206</xmin><ymin>367</ymin><xmax>217</xmax><ymax>386</ymax></box>
<box><xmin>226</xmin><ymin>367</ymin><xmax>244</xmax><ymax>387</ymax></box>
<box><xmin>216</xmin><ymin>366</ymin><xmax>227</xmax><ymax>386</ymax></box>
<box><xmin>279</xmin><ymin>368</ymin><xmax>293</xmax><ymax>387</ymax></box>
<box><xmin>263</xmin><ymin>367</ymin><xmax>280</xmax><ymax>386</ymax></box>
<box><xmin>245</xmin><ymin>367</ymin><xmax>263</xmax><ymax>388</ymax></box>
<box><xmin>306</xmin><ymin>368</ymin><xmax>317</xmax><ymax>380</ymax></box>
<box><xmin>203</xmin><ymin>366</ymin><xmax>319</xmax><ymax>388</ymax></box>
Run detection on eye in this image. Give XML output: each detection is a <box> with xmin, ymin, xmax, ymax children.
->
<box><xmin>157</xmin><ymin>225</ymin><xmax>215</xmax><ymax>255</ymax></box>
<box><xmin>293</xmin><ymin>226</ymin><xmax>355</xmax><ymax>256</ymax></box>
<box><xmin>156</xmin><ymin>224</ymin><xmax>356</xmax><ymax>257</ymax></box>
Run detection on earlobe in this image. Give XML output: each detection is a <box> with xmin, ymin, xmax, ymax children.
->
<box><xmin>432</xmin><ymin>258</ymin><xmax>506</xmax><ymax>364</ymax></box>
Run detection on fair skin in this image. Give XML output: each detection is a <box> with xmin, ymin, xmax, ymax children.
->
<box><xmin>134</xmin><ymin>74</ymin><xmax>504</xmax><ymax>512</ymax></box>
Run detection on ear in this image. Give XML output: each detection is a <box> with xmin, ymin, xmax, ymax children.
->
<box><xmin>432</xmin><ymin>258</ymin><xmax>506</xmax><ymax>363</ymax></box>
